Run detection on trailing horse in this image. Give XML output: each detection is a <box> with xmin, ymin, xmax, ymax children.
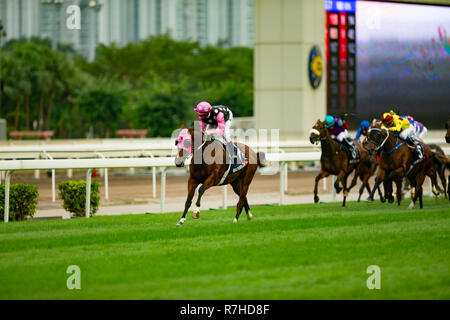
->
<box><xmin>363</xmin><ymin>126</ymin><xmax>438</xmax><ymax>209</ymax></box>
<box><xmin>428</xmin><ymin>144</ymin><xmax>449</xmax><ymax>199</ymax></box>
<box><xmin>445</xmin><ymin>118</ymin><xmax>450</xmax><ymax>199</ymax></box>
<box><xmin>309</xmin><ymin>119</ymin><xmax>371</xmax><ymax>207</ymax></box>
<box><xmin>174</xmin><ymin>123</ymin><xmax>266</xmax><ymax>225</ymax></box>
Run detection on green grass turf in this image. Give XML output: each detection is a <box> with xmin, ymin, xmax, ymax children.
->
<box><xmin>0</xmin><ymin>197</ymin><xmax>449</xmax><ymax>300</ymax></box>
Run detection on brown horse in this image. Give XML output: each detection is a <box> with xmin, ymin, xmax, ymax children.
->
<box><xmin>446</xmin><ymin>118</ymin><xmax>450</xmax><ymax>199</ymax></box>
<box><xmin>174</xmin><ymin>123</ymin><xmax>266</xmax><ymax>225</ymax></box>
<box><xmin>446</xmin><ymin>118</ymin><xmax>450</xmax><ymax>144</ymax></box>
<box><xmin>428</xmin><ymin>144</ymin><xmax>449</xmax><ymax>198</ymax></box>
<box><xmin>309</xmin><ymin>119</ymin><xmax>370</xmax><ymax>207</ymax></box>
<box><xmin>363</xmin><ymin>126</ymin><xmax>438</xmax><ymax>209</ymax></box>
<box><xmin>355</xmin><ymin>152</ymin><xmax>384</xmax><ymax>202</ymax></box>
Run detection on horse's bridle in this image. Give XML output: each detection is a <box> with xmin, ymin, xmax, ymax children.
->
<box><xmin>367</xmin><ymin>127</ymin><xmax>390</xmax><ymax>152</ymax></box>
<box><xmin>309</xmin><ymin>128</ymin><xmax>327</xmax><ymax>144</ymax></box>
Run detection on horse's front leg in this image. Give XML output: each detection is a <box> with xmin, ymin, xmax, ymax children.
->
<box><xmin>192</xmin><ymin>174</ymin><xmax>218</xmax><ymax>219</ymax></box>
<box><xmin>314</xmin><ymin>170</ymin><xmax>329</xmax><ymax>203</ymax></box>
<box><xmin>177</xmin><ymin>177</ymin><xmax>199</xmax><ymax>226</ymax></box>
<box><xmin>368</xmin><ymin>168</ymin><xmax>385</xmax><ymax>202</ymax></box>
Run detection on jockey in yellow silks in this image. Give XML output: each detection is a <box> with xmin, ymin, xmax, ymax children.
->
<box><xmin>381</xmin><ymin>110</ymin><xmax>424</xmax><ymax>167</ymax></box>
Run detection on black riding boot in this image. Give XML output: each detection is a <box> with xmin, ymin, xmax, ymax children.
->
<box><xmin>225</xmin><ymin>141</ymin><xmax>235</xmax><ymax>165</ymax></box>
<box><xmin>406</xmin><ymin>136</ymin><xmax>424</xmax><ymax>173</ymax></box>
<box><xmin>342</xmin><ymin>137</ymin><xmax>359</xmax><ymax>164</ymax></box>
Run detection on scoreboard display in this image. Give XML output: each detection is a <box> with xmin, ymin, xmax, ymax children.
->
<box><xmin>325</xmin><ymin>0</ymin><xmax>450</xmax><ymax>129</ymax></box>
<box><xmin>325</xmin><ymin>0</ymin><xmax>356</xmax><ymax>117</ymax></box>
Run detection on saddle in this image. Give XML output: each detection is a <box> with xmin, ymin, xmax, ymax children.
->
<box><xmin>213</xmin><ymin>138</ymin><xmax>248</xmax><ymax>186</ymax></box>
<box><xmin>340</xmin><ymin>138</ymin><xmax>360</xmax><ymax>164</ymax></box>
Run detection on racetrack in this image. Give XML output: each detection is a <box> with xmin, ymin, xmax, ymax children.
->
<box><xmin>1</xmin><ymin>198</ymin><xmax>448</xmax><ymax>299</ymax></box>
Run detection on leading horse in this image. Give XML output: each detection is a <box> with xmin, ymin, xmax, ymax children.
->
<box><xmin>174</xmin><ymin>122</ymin><xmax>266</xmax><ymax>225</ymax></box>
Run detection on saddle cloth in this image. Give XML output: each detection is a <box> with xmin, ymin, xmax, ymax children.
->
<box><xmin>214</xmin><ymin>138</ymin><xmax>248</xmax><ymax>185</ymax></box>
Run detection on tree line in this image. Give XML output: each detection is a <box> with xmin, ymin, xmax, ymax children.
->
<box><xmin>0</xmin><ymin>34</ymin><xmax>253</xmax><ymax>138</ymax></box>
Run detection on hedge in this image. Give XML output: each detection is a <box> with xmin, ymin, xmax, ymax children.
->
<box><xmin>57</xmin><ymin>180</ymin><xmax>100</xmax><ymax>217</ymax></box>
<box><xmin>0</xmin><ymin>183</ymin><xmax>39</xmax><ymax>221</ymax></box>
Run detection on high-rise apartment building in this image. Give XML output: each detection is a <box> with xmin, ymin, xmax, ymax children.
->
<box><xmin>0</xmin><ymin>0</ymin><xmax>254</xmax><ymax>60</ymax></box>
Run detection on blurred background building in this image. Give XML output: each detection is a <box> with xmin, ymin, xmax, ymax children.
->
<box><xmin>0</xmin><ymin>0</ymin><xmax>254</xmax><ymax>61</ymax></box>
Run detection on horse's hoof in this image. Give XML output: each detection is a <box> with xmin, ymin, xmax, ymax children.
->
<box><xmin>233</xmin><ymin>218</ymin><xmax>238</xmax><ymax>223</ymax></box>
<box><xmin>388</xmin><ymin>197</ymin><xmax>394</xmax><ymax>204</ymax></box>
<box><xmin>335</xmin><ymin>187</ymin><xmax>342</xmax><ymax>194</ymax></box>
<box><xmin>366</xmin><ymin>197</ymin><xmax>373</xmax><ymax>202</ymax></box>
<box><xmin>380</xmin><ymin>197</ymin><xmax>386</xmax><ymax>203</ymax></box>
<box><xmin>176</xmin><ymin>218</ymin><xmax>186</xmax><ymax>226</ymax></box>
<box><xmin>247</xmin><ymin>212</ymin><xmax>253</xmax><ymax>220</ymax></box>
<box><xmin>192</xmin><ymin>207</ymin><xmax>200</xmax><ymax>219</ymax></box>
<box><xmin>314</xmin><ymin>196</ymin><xmax>319</xmax><ymax>203</ymax></box>
<box><xmin>408</xmin><ymin>202</ymin><xmax>415</xmax><ymax>210</ymax></box>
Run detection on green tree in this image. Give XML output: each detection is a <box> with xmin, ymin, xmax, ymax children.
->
<box><xmin>131</xmin><ymin>76</ymin><xmax>193</xmax><ymax>137</ymax></box>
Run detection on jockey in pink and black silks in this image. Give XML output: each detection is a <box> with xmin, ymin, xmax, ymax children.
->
<box><xmin>194</xmin><ymin>101</ymin><xmax>235</xmax><ymax>162</ymax></box>
<box><xmin>194</xmin><ymin>102</ymin><xmax>233</xmax><ymax>141</ymax></box>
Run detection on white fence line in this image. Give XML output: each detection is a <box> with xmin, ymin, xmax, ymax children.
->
<box><xmin>0</xmin><ymin>152</ymin><xmax>320</xmax><ymax>223</ymax></box>
<box><xmin>1</xmin><ymin>146</ymin><xmax>449</xmax><ymax>223</ymax></box>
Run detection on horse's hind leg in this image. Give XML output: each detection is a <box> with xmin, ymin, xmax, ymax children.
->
<box><xmin>243</xmin><ymin>197</ymin><xmax>252</xmax><ymax>220</ymax></box>
<box><xmin>395</xmin><ymin>178</ymin><xmax>403</xmax><ymax>206</ymax></box>
<box><xmin>233</xmin><ymin>183</ymin><xmax>250</xmax><ymax>223</ymax></box>
<box><xmin>358</xmin><ymin>183</ymin><xmax>365</xmax><ymax>202</ymax></box>
<box><xmin>335</xmin><ymin>170</ymin><xmax>346</xmax><ymax>195</ymax></box>
<box><xmin>447</xmin><ymin>174</ymin><xmax>450</xmax><ymax>201</ymax></box>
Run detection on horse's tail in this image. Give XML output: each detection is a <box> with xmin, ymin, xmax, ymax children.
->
<box><xmin>257</xmin><ymin>152</ymin><xmax>267</xmax><ymax>168</ymax></box>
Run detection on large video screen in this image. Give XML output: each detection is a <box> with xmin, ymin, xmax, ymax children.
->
<box><xmin>355</xmin><ymin>1</ymin><xmax>450</xmax><ymax>129</ymax></box>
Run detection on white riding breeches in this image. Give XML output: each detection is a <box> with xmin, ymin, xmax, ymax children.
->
<box><xmin>399</xmin><ymin>126</ymin><xmax>414</xmax><ymax>140</ymax></box>
<box><xmin>416</xmin><ymin>126</ymin><xmax>427</xmax><ymax>140</ymax></box>
<box><xmin>331</xmin><ymin>130</ymin><xmax>348</xmax><ymax>143</ymax></box>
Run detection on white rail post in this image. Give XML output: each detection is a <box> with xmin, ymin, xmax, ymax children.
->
<box><xmin>152</xmin><ymin>167</ymin><xmax>157</xmax><ymax>198</ymax></box>
<box><xmin>284</xmin><ymin>162</ymin><xmax>288</xmax><ymax>192</ymax></box>
<box><xmin>142</xmin><ymin>151</ymin><xmax>157</xmax><ymax>198</ymax></box>
<box><xmin>42</xmin><ymin>152</ymin><xmax>55</xmax><ymax>202</ymax></box>
<box><xmin>85</xmin><ymin>168</ymin><xmax>93</xmax><ymax>218</ymax></box>
<box><xmin>222</xmin><ymin>185</ymin><xmax>227</xmax><ymax>209</ymax></box>
<box><xmin>95</xmin><ymin>153</ymin><xmax>108</xmax><ymax>200</ymax></box>
<box><xmin>4</xmin><ymin>171</ymin><xmax>13</xmax><ymax>223</ymax></box>
<box><xmin>67</xmin><ymin>157</ymin><xmax>73</xmax><ymax>178</ymax></box>
<box><xmin>280</xmin><ymin>162</ymin><xmax>286</xmax><ymax>205</ymax></box>
<box><xmin>160</xmin><ymin>167</ymin><xmax>167</xmax><ymax>213</ymax></box>
<box><xmin>332</xmin><ymin>175</ymin><xmax>336</xmax><ymax>202</ymax></box>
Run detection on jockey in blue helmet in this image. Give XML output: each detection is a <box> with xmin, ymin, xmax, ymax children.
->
<box><xmin>355</xmin><ymin>120</ymin><xmax>370</xmax><ymax>142</ymax></box>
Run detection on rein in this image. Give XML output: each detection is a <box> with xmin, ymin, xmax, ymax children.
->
<box><xmin>369</xmin><ymin>127</ymin><xmax>404</xmax><ymax>154</ymax></box>
<box><xmin>382</xmin><ymin>136</ymin><xmax>405</xmax><ymax>154</ymax></box>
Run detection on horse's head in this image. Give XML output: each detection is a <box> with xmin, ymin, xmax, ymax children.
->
<box><xmin>363</xmin><ymin>126</ymin><xmax>388</xmax><ymax>155</ymax></box>
<box><xmin>309</xmin><ymin>119</ymin><xmax>327</xmax><ymax>145</ymax></box>
<box><xmin>445</xmin><ymin>118</ymin><xmax>450</xmax><ymax>144</ymax></box>
<box><xmin>175</xmin><ymin>128</ymin><xmax>192</xmax><ymax>167</ymax></box>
